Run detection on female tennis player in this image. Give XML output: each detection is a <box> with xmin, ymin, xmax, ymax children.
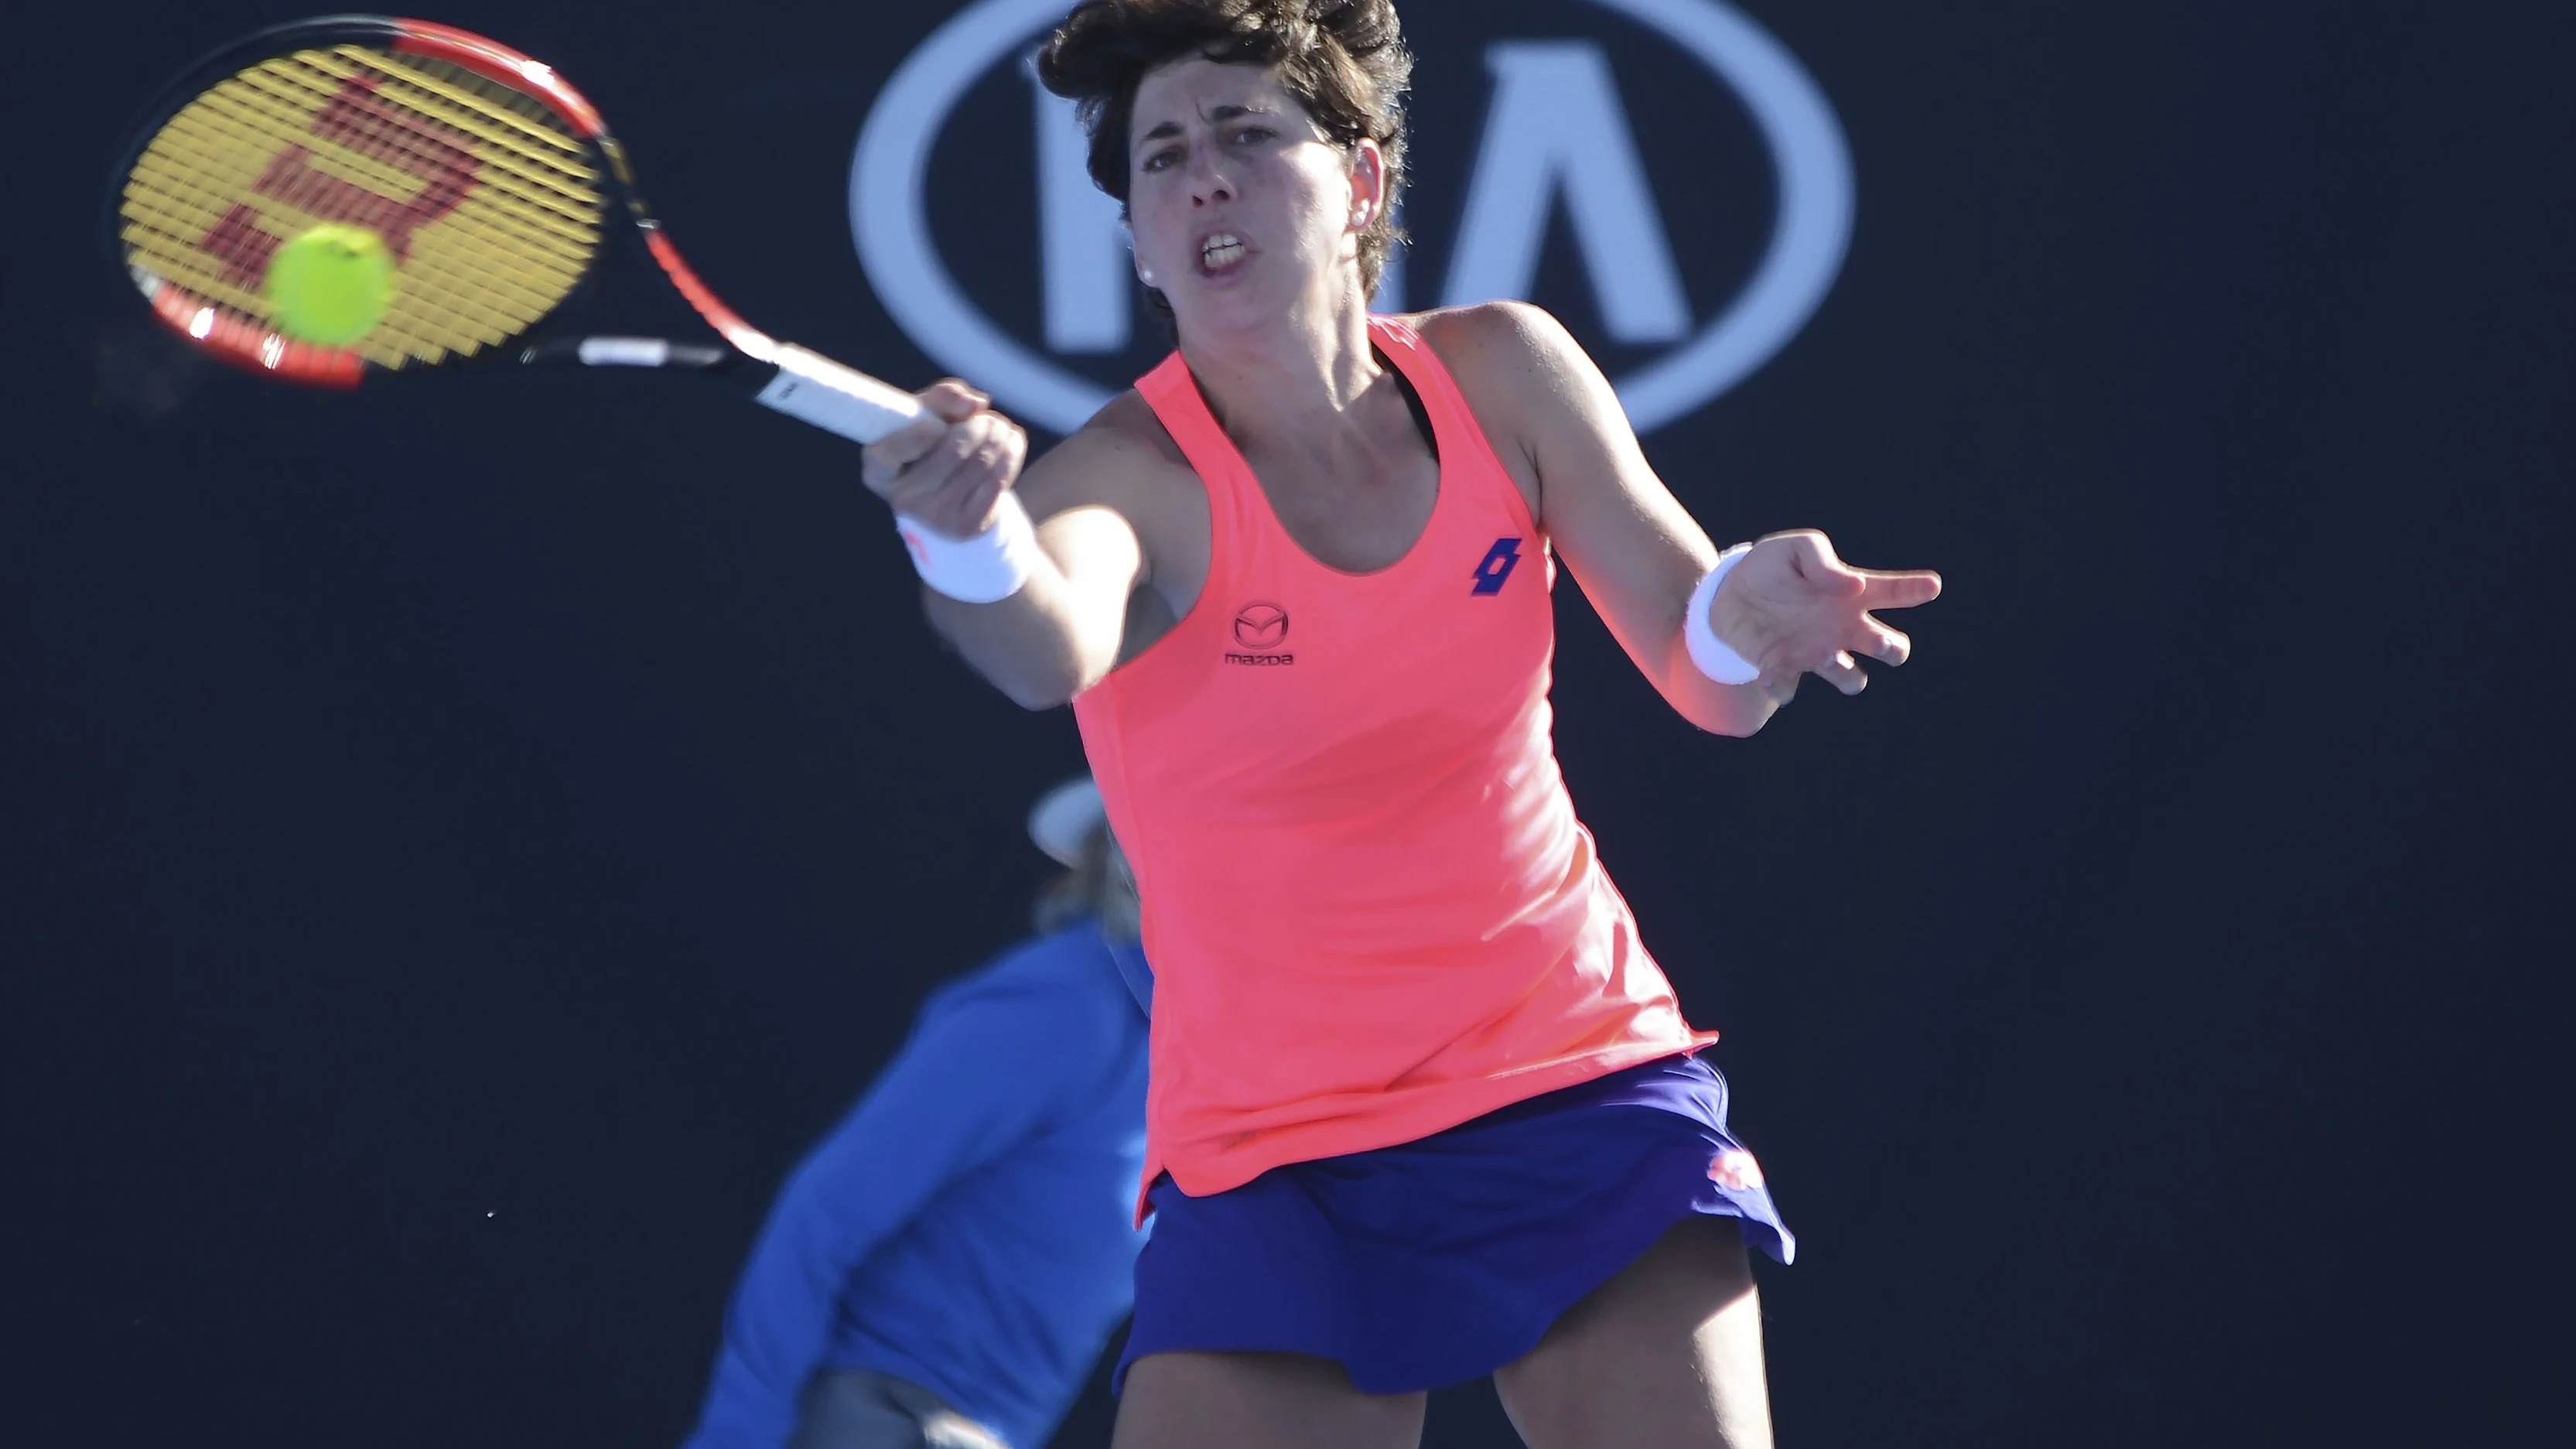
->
<box><xmin>858</xmin><ymin>3</ymin><xmax>1938</xmax><ymax>1444</ymax></box>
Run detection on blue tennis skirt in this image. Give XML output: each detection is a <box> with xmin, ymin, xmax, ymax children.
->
<box><xmin>1116</xmin><ymin>1051</ymin><xmax>1795</xmax><ymax>1395</ymax></box>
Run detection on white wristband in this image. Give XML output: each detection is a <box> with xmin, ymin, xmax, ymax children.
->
<box><xmin>894</xmin><ymin>493</ymin><xmax>1042</xmax><ymax>603</ymax></box>
<box><xmin>1686</xmin><ymin>543</ymin><xmax>1761</xmax><ymax>685</ymax></box>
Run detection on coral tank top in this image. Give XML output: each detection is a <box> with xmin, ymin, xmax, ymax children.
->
<box><xmin>1072</xmin><ymin>316</ymin><xmax>1713</xmax><ymax>1214</ymax></box>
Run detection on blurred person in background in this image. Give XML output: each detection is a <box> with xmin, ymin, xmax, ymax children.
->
<box><xmin>682</xmin><ymin>777</ymin><xmax>1151</xmax><ymax>1449</ymax></box>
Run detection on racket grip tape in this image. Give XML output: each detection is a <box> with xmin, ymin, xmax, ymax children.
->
<box><xmin>756</xmin><ymin>344</ymin><xmax>927</xmax><ymax>444</ymax></box>
<box><xmin>521</xmin><ymin>337</ymin><xmax>733</xmax><ymax>371</ymax></box>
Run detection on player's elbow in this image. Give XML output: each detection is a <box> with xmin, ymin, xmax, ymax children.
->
<box><xmin>924</xmin><ymin>596</ymin><xmax>1104</xmax><ymax>709</ymax></box>
<box><xmin>1696</xmin><ymin>711</ymin><xmax>1768</xmax><ymax>739</ymax></box>
<box><xmin>1669</xmin><ymin>684</ymin><xmax>1772</xmax><ymax>738</ymax></box>
<box><xmin>986</xmin><ymin>647</ymin><xmax>1109</xmax><ymax>712</ymax></box>
<box><xmin>996</xmin><ymin>668</ymin><xmax>1081</xmax><ymax>712</ymax></box>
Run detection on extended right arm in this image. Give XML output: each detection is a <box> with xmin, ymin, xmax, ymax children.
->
<box><xmin>859</xmin><ymin>382</ymin><xmax>1154</xmax><ymax>709</ymax></box>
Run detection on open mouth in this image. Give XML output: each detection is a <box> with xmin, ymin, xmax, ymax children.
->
<box><xmin>1199</xmin><ymin>232</ymin><xmax>1246</xmax><ymax>272</ymax></box>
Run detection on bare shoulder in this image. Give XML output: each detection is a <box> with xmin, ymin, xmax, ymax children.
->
<box><xmin>1404</xmin><ymin>302</ymin><xmax>1601</xmax><ymax>442</ymax></box>
<box><xmin>1407</xmin><ymin>298</ymin><xmax>1557</xmax><ymax>347</ymax></box>
<box><xmin>1409</xmin><ymin>300</ymin><xmax>1587</xmax><ymax>390</ymax></box>
<box><xmin>1396</xmin><ymin>302</ymin><xmax>1597</xmax><ymax>507</ymax></box>
<box><xmin>1014</xmin><ymin>389</ymin><xmax>1210</xmax><ymax>591</ymax></box>
<box><xmin>1016</xmin><ymin>392</ymin><xmax>1179</xmax><ymax>506</ymax></box>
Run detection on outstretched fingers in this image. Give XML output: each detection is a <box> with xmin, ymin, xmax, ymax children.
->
<box><xmin>1815</xmin><ymin>649</ymin><xmax>1868</xmax><ymax>695</ymax></box>
<box><xmin>1856</xmin><ymin>568</ymin><xmax>1943</xmax><ymax>611</ymax></box>
<box><xmin>1730</xmin><ymin>534</ymin><xmax>1939</xmax><ymax>697</ymax></box>
<box><xmin>1773</xmin><ymin>530</ymin><xmax>1867</xmax><ymax>597</ymax></box>
<box><xmin>1857</xmin><ymin>618</ymin><xmax>1912</xmax><ymax>666</ymax></box>
<box><xmin>1849</xmin><ymin>569</ymin><xmax>1933</xmax><ymax>670</ymax></box>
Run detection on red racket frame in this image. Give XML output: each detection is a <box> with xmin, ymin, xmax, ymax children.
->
<box><xmin>110</xmin><ymin>15</ymin><xmax>781</xmax><ymax>388</ymax></box>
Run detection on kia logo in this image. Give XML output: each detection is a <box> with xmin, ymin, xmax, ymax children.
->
<box><xmin>852</xmin><ymin>0</ymin><xmax>1853</xmax><ymax>437</ymax></box>
<box><xmin>1232</xmin><ymin>603</ymin><xmax>1290</xmax><ymax>651</ymax></box>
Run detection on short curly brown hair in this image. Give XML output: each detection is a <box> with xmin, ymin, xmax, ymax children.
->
<box><xmin>1036</xmin><ymin>0</ymin><xmax>1414</xmax><ymax>306</ymax></box>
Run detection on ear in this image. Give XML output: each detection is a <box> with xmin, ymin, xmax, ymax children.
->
<box><xmin>1345</xmin><ymin>138</ymin><xmax>1387</xmax><ymax>233</ymax></box>
<box><xmin>1125</xmin><ymin>220</ymin><xmax>1157</xmax><ymax>285</ymax></box>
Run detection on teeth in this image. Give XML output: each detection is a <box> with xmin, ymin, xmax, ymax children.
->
<box><xmin>1202</xmin><ymin>234</ymin><xmax>1244</xmax><ymax>267</ymax></box>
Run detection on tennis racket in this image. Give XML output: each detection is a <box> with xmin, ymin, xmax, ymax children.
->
<box><xmin>105</xmin><ymin>15</ymin><xmax>926</xmax><ymax>443</ymax></box>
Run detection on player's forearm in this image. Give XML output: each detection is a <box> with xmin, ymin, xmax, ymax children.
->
<box><xmin>923</xmin><ymin>564</ymin><xmax>1118</xmax><ymax>709</ymax></box>
<box><xmin>1654</xmin><ymin>635</ymin><xmax>1778</xmax><ymax>737</ymax></box>
<box><xmin>1580</xmin><ymin>557</ymin><xmax>1780</xmax><ymax>735</ymax></box>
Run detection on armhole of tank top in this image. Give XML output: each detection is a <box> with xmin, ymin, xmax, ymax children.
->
<box><xmin>1368</xmin><ymin>317</ymin><xmax>1543</xmax><ymax>543</ymax></box>
<box><xmin>1122</xmin><ymin>360</ymin><xmax>1239</xmax><ymax>664</ymax></box>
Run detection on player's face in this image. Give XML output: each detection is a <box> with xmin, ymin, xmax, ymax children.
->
<box><xmin>1126</xmin><ymin>58</ymin><xmax>1372</xmax><ymax>334</ymax></box>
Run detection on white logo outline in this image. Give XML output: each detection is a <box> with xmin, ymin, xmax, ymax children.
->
<box><xmin>851</xmin><ymin>0</ymin><xmax>1853</xmax><ymax>436</ymax></box>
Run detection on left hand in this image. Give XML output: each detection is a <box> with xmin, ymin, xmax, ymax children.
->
<box><xmin>1709</xmin><ymin>530</ymin><xmax>1942</xmax><ymax>696</ymax></box>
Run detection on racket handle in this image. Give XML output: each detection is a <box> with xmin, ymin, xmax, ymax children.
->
<box><xmin>755</xmin><ymin>344</ymin><xmax>927</xmax><ymax>444</ymax></box>
<box><xmin>521</xmin><ymin>336</ymin><xmax>735</xmax><ymax>371</ymax></box>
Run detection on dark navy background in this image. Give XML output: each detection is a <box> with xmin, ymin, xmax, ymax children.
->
<box><xmin>6</xmin><ymin>2</ymin><xmax>2569</xmax><ymax>1444</ymax></box>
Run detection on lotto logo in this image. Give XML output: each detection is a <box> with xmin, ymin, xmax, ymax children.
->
<box><xmin>1471</xmin><ymin>538</ymin><xmax>1523</xmax><ymax>596</ymax></box>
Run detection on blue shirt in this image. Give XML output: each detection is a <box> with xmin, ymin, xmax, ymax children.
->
<box><xmin>685</xmin><ymin>924</ymin><xmax>1151</xmax><ymax>1449</ymax></box>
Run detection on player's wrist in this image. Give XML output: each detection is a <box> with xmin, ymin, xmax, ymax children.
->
<box><xmin>896</xmin><ymin>493</ymin><xmax>1044</xmax><ymax>603</ymax></box>
<box><xmin>1686</xmin><ymin>543</ymin><xmax>1761</xmax><ymax>685</ymax></box>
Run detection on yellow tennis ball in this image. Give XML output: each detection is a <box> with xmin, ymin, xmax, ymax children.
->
<box><xmin>263</xmin><ymin>224</ymin><xmax>395</xmax><ymax>346</ymax></box>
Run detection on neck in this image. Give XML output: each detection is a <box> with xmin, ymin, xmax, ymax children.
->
<box><xmin>1170</xmin><ymin>272</ymin><xmax>1379</xmax><ymax>450</ymax></box>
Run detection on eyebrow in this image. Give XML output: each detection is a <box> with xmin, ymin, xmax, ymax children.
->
<box><xmin>1135</xmin><ymin>103</ymin><xmax>1276</xmax><ymax>146</ymax></box>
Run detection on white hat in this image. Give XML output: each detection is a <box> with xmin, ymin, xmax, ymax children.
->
<box><xmin>1027</xmin><ymin>776</ymin><xmax>1107</xmax><ymax>867</ymax></box>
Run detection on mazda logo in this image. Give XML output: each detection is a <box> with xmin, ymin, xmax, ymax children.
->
<box><xmin>1232</xmin><ymin>603</ymin><xmax>1290</xmax><ymax>651</ymax></box>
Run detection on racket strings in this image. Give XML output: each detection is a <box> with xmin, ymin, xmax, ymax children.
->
<box><xmin>119</xmin><ymin>46</ymin><xmax>606</xmax><ymax>370</ymax></box>
<box><xmin>127</xmin><ymin>131</ymin><xmax>538</xmax><ymax>359</ymax></box>
<box><xmin>125</xmin><ymin>108</ymin><xmax>563</xmax><ymax>357</ymax></box>
<box><xmin>220</xmin><ymin>64</ymin><xmax>563</xmax><ymax>241</ymax></box>
<box><xmin>291</xmin><ymin>50</ymin><xmax>602</xmax><ymax>227</ymax></box>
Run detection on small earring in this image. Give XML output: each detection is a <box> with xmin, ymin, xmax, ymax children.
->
<box><xmin>1139</xmin><ymin>267</ymin><xmax>1157</xmax><ymax>285</ymax></box>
